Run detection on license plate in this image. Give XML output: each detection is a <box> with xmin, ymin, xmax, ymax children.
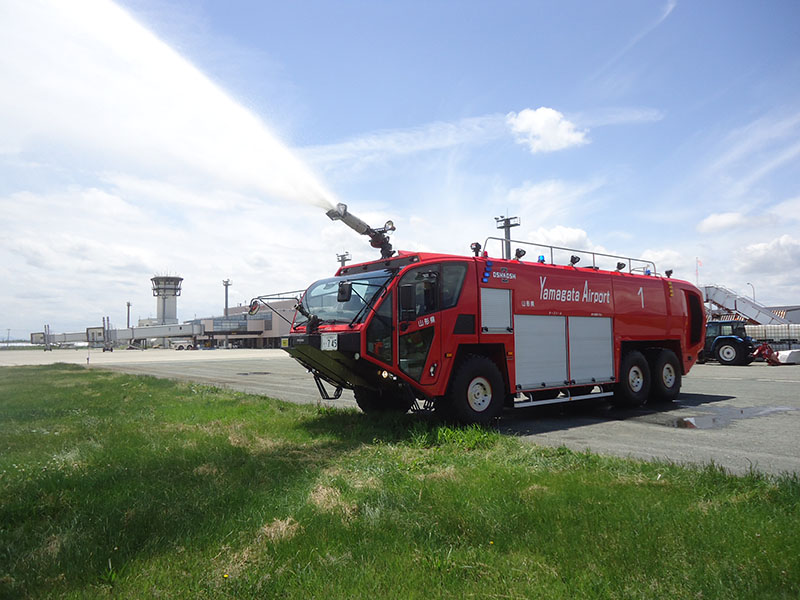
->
<box><xmin>320</xmin><ymin>333</ymin><xmax>338</xmax><ymax>351</ymax></box>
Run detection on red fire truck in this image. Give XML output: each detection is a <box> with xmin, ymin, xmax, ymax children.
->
<box><xmin>255</xmin><ymin>205</ymin><xmax>706</xmax><ymax>424</ymax></box>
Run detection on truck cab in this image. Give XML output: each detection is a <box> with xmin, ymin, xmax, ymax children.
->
<box><xmin>282</xmin><ymin>252</ymin><xmax>478</xmax><ymax>415</ymax></box>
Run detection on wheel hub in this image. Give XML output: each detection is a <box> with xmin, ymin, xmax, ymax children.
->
<box><xmin>662</xmin><ymin>363</ymin><xmax>676</xmax><ymax>388</ymax></box>
<box><xmin>467</xmin><ymin>376</ymin><xmax>492</xmax><ymax>412</ymax></box>
<box><xmin>628</xmin><ymin>366</ymin><xmax>644</xmax><ymax>393</ymax></box>
<box><xmin>719</xmin><ymin>345</ymin><xmax>736</xmax><ymax>361</ymax></box>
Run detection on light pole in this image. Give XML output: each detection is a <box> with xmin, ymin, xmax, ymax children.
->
<box><xmin>494</xmin><ymin>215</ymin><xmax>520</xmax><ymax>260</ymax></box>
<box><xmin>223</xmin><ymin>279</ymin><xmax>232</xmax><ymax>317</ymax></box>
<box><xmin>746</xmin><ymin>282</ymin><xmax>755</xmax><ymax>302</ymax></box>
<box><xmin>337</xmin><ymin>252</ymin><xmax>352</xmax><ymax>267</ymax></box>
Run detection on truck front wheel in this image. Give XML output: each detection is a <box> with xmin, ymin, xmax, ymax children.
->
<box><xmin>446</xmin><ymin>355</ymin><xmax>505</xmax><ymax>424</ymax></box>
<box><xmin>614</xmin><ymin>351</ymin><xmax>651</xmax><ymax>407</ymax></box>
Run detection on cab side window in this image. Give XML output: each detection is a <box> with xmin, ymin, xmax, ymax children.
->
<box><xmin>398</xmin><ymin>262</ymin><xmax>468</xmax><ymax>319</ymax></box>
<box><xmin>366</xmin><ymin>291</ymin><xmax>393</xmax><ymax>364</ymax></box>
<box><xmin>441</xmin><ymin>263</ymin><xmax>467</xmax><ymax>309</ymax></box>
<box><xmin>399</xmin><ymin>267</ymin><xmax>439</xmax><ymax>319</ymax></box>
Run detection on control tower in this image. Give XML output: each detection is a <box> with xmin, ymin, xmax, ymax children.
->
<box><xmin>151</xmin><ymin>275</ymin><xmax>183</xmax><ymax>325</ymax></box>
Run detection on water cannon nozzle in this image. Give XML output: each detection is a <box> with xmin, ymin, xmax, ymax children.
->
<box><xmin>324</xmin><ymin>202</ymin><xmax>395</xmax><ymax>258</ymax></box>
<box><xmin>326</xmin><ymin>203</ymin><xmax>347</xmax><ymax>221</ymax></box>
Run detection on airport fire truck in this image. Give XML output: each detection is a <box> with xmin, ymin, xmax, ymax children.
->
<box><xmin>252</xmin><ymin>204</ymin><xmax>706</xmax><ymax>424</ymax></box>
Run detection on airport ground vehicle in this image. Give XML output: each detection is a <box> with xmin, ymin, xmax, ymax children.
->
<box><xmin>254</xmin><ymin>205</ymin><xmax>706</xmax><ymax>424</ymax></box>
<box><xmin>699</xmin><ymin>321</ymin><xmax>756</xmax><ymax>366</ymax></box>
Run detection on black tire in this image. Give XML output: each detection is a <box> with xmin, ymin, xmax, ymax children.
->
<box><xmin>446</xmin><ymin>355</ymin><xmax>505</xmax><ymax>424</ymax></box>
<box><xmin>715</xmin><ymin>342</ymin><xmax>741</xmax><ymax>366</ymax></box>
<box><xmin>649</xmin><ymin>349</ymin><xmax>681</xmax><ymax>402</ymax></box>
<box><xmin>354</xmin><ymin>385</ymin><xmax>415</xmax><ymax>415</ymax></box>
<box><xmin>614</xmin><ymin>350</ymin><xmax>651</xmax><ymax>407</ymax></box>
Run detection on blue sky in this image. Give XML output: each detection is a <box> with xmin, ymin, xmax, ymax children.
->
<box><xmin>1</xmin><ymin>0</ymin><xmax>799</xmax><ymax>336</ymax></box>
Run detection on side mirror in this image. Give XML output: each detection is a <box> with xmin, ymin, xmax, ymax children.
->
<box><xmin>399</xmin><ymin>284</ymin><xmax>416</xmax><ymax>321</ymax></box>
<box><xmin>337</xmin><ymin>281</ymin><xmax>352</xmax><ymax>303</ymax></box>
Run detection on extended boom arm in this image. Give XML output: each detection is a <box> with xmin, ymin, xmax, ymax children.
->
<box><xmin>326</xmin><ymin>203</ymin><xmax>396</xmax><ymax>259</ymax></box>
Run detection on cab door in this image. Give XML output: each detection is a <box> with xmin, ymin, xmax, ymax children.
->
<box><xmin>397</xmin><ymin>266</ymin><xmax>442</xmax><ymax>385</ymax></box>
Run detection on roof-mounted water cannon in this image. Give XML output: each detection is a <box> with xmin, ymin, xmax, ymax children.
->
<box><xmin>326</xmin><ymin>203</ymin><xmax>396</xmax><ymax>259</ymax></box>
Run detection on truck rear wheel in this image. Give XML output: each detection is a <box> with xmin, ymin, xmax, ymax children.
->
<box><xmin>447</xmin><ymin>355</ymin><xmax>505</xmax><ymax>424</ymax></box>
<box><xmin>650</xmin><ymin>349</ymin><xmax>681</xmax><ymax>402</ymax></box>
<box><xmin>354</xmin><ymin>385</ymin><xmax>415</xmax><ymax>414</ymax></box>
<box><xmin>715</xmin><ymin>342</ymin><xmax>742</xmax><ymax>366</ymax></box>
<box><xmin>614</xmin><ymin>350</ymin><xmax>651</xmax><ymax>407</ymax></box>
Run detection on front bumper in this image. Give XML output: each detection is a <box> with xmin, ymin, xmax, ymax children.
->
<box><xmin>283</xmin><ymin>331</ymin><xmax>382</xmax><ymax>391</ymax></box>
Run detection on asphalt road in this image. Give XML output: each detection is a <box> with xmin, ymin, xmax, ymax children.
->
<box><xmin>3</xmin><ymin>348</ymin><xmax>798</xmax><ymax>475</ymax></box>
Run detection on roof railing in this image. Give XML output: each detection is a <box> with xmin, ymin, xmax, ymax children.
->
<box><xmin>482</xmin><ymin>236</ymin><xmax>658</xmax><ymax>275</ymax></box>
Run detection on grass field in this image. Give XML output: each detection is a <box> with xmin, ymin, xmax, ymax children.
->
<box><xmin>1</xmin><ymin>364</ymin><xmax>798</xmax><ymax>599</ymax></box>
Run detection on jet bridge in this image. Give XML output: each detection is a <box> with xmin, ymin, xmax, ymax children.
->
<box><xmin>32</xmin><ymin>323</ymin><xmax>204</xmax><ymax>346</ymax></box>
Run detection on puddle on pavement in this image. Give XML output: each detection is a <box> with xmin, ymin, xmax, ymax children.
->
<box><xmin>670</xmin><ymin>406</ymin><xmax>798</xmax><ymax>429</ymax></box>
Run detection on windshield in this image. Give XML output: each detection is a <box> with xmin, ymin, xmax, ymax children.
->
<box><xmin>295</xmin><ymin>269</ymin><xmax>394</xmax><ymax>327</ymax></box>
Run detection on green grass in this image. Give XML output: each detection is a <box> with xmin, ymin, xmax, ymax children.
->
<box><xmin>1</xmin><ymin>364</ymin><xmax>798</xmax><ymax>599</ymax></box>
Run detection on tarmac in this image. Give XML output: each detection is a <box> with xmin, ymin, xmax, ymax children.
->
<box><xmin>2</xmin><ymin>347</ymin><xmax>799</xmax><ymax>476</ymax></box>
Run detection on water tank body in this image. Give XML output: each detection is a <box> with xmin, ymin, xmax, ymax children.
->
<box><xmin>151</xmin><ymin>276</ymin><xmax>183</xmax><ymax>325</ymax></box>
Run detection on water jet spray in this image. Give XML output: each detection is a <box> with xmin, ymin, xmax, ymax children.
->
<box><xmin>326</xmin><ymin>203</ymin><xmax>396</xmax><ymax>259</ymax></box>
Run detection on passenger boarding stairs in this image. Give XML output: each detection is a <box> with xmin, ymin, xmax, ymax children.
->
<box><xmin>703</xmin><ymin>285</ymin><xmax>789</xmax><ymax>325</ymax></box>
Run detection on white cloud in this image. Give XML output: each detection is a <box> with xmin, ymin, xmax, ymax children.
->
<box><xmin>670</xmin><ymin>113</ymin><xmax>800</xmax><ymax>304</ymax></box>
<box><xmin>706</xmin><ymin>111</ymin><xmax>800</xmax><ymax>201</ymax></box>
<box><xmin>302</xmin><ymin>115</ymin><xmax>507</xmax><ymax>172</ymax></box>
<box><xmin>0</xmin><ymin>183</ymin><xmax>344</xmax><ymax>332</ymax></box>
<box><xmin>527</xmin><ymin>225</ymin><xmax>594</xmax><ymax>250</ymax></box>
<box><xmin>574</xmin><ymin>107</ymin><xmax>665</xmax><ymax>128</ymax></box>
<box><xmin>506</xmin><ymin>108</ymin><xmax>588</xmax><ymax>154</ymax></box>
<box><xmin>696</xmin><ymin>211</ymin><xmax>750</xmax><ymax>233</ymax></box>
<box><xmin>735</xmin><ymin>235</ymin><xmax>800</xmax><ymax>276</ymax></box>
<box><xmin>710</xmin><ymin>112</ymin><xmax>800</xmax><ymax>173</ymax></box>
<box><xmin>507</xmin><ymin>178</ymin><xmax>604</xmax><ymax>228</ymax></box>
<box><xmin>639</xmin><ymin>247</ymin><xmax>692</xmax><ymax>279</ymax></box>
<box><xmin>696</xmin><ymin>210</ymin><xmax>781</xmax><ymax>234</ymax></box>
<box><xmin>771</xmin><ymin>196</ymin><xmax>800</xmax><ymax>221</ymax></box>
<box><xmin>304</xmin><ymin>104</ymin><xmax>658</xmax><ymax>173</ymax></box>
<box><xmin>591</xmin><ymin>0</ymin><xmax>677</xmax><ymax>80</ymax></box>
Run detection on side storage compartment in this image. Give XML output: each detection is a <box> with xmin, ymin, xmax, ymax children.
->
<box><xmin>480</xmin><ymin>288</ymin><xmax>512</xmax><ymax>333</ymax></box>
<box><xmin>514</xmin><ymin>315</ymin><xmax>567</xmax><ymax>389</ymax></box>
<box><xmin>568</xmin><ymin>316</ymin><xmax>614</xmax><ymax>385</ymax></box>
<box><xmin>514</xmin><ymin>315</ymin><xmax>614</xmax><ymax>391</ymax></box>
